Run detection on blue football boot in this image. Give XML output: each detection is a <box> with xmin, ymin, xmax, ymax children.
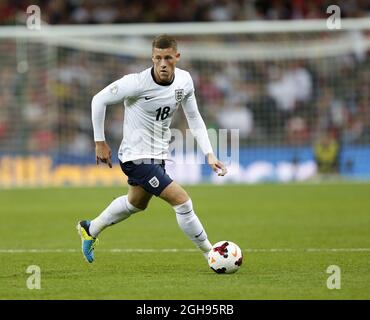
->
<box><xmin>77</xmin><ymin>220</ymin><xmax>98</xmax><ymax>263</ymax></box>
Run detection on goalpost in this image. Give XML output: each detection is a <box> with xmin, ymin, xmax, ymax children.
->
<box><xmin>0</xmin><ymin>18</ymin><xmax>369</xmax><ymax>187</ymax></box>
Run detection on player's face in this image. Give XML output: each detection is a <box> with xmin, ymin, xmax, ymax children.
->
<box><xmin>152</xmin><ymin>47</ymin><xmax>180</xmax><ymax>83</ymax></box>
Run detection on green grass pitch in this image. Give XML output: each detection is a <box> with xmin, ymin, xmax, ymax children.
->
<box><xmin>0</xmin><ymin>183</ymin><xmax>369</xmax><ymax>299</ymax></box>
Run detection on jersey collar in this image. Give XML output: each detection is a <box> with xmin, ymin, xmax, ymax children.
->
<box><xmin>151</xmin><ymin>67</ymin><xmax>175</xmax><ymax>86</ymax></box>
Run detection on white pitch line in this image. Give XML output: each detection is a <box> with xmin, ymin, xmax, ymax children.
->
<box><xmin>0</xmin><ymin>248</ymin><xmax>370</xmax><ymax>253</ymax></box>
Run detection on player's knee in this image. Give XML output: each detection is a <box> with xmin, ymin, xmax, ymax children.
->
<box><xmin>127</xmin><ymin>194</ymin><xmax>151</xmax><ymax>211</ymax></box>
<box><xmin>130</xmin><ymin>201</ymin><xmax>148</xmax><ymax>211</ymax></box>
<box><xmin>166</xmin><ymin>190</ymin><xmax>190</xmax><ymax>206</ymax></box>
<box><xmin>126</xmin><ymin>197</ymin><xmax>147</xmax><ymax>212</ymax></box>
<box><xmin>160</xmin><ymin>181</ymin><xmax>190</xmax><ymax>206</ymax></box>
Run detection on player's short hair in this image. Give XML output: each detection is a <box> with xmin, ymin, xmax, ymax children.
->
<box><xmin>152</xmin><ymin>34</ymin><xmax>177</xmax><ymax>51</ymax></box>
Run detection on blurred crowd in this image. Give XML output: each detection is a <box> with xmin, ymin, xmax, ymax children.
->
<box><xmin>0</xmin><ymin>0</ymin><xmax>369</xmax><ymax>25</ymax></box>
<box><xmin>1</xmin><ymin>40</ymin><xmax>369</xmax><ymax>156</ymax></box>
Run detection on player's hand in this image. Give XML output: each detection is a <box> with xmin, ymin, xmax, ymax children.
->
<box><xmin>95</xmin><ymin>141</ymin><xmax>112</xmax><ymax>168</ymax></box>
<box><xmin>207</xmin><ymin>153</ymin><xmax>227</xmax><ymax>176</ymax></box>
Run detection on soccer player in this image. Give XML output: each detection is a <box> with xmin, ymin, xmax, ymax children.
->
<box><xmin>77</xmin><ymin>34</ymin><xmax>227</xmax><ymax>263</ymax></box>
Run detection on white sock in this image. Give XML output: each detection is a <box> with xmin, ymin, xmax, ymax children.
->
<box><xmin>89</xmin><ymin>195</ymin><xmax>141</xmax><ymax>238</ymax></box>
<box><xmin>173</xmin><ymin>199</ymin><xmax>212</xmax><ymax>259</ymax></box>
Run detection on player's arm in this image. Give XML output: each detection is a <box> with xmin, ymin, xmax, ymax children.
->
<box><xmin>91</xmin><ymin>75</ymin><xmax>137</xmax><ymax>168</ymax></box>
<box><xmin>182</xmin><ymin>91</ymin><xmax>227</xmax><ymax>176</ymax></box>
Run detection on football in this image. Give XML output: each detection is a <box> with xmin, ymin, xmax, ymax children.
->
<box><xmin>208</xmin><ymin>241</ymin><xmax>243</xmax><ymax>274</ymax></box>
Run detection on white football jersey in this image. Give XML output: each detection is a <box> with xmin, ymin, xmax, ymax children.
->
<box><xmin>92</xmin><ymin>67</ymin><xmax>213</xmax><ymax>163</ymax></box>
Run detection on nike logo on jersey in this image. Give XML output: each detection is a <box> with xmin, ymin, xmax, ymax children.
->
<box><xmin>144</xmin><ymin>96</ymin><xmax>155</xmax><ymax>100</ymax></box>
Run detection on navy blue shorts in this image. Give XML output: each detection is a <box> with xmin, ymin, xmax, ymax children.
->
<box><xmin>119</xmin><ymin>159</ymin><xmax>173</xmax><ymax>196</ymax></box>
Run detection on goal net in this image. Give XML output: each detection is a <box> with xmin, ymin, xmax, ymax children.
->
<box><xmin>0</xmin><ymin>19</ymin><xmax>369</xmax><ymax>187</ymax></box>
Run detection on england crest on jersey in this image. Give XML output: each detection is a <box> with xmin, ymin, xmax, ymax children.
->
<box><xmin>175</xmin><ymin>89</ymin><xmax>184</xmax><ymax>102</ymax></box>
